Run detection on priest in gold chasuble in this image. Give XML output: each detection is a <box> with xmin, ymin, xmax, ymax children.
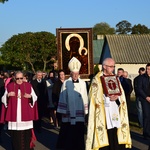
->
<box><xmin>86</xmin><ymin>58</ymin><xmax>132</xmax><ymax>150</ymax></box>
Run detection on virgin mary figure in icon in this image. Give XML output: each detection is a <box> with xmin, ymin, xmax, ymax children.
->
<box><xmin>65</xmin><ymin>33</ymin><xmax>88</xmax><ymax>74</ymax></box>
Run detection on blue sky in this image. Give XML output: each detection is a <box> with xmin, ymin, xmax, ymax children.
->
<box><xmin>0</xmin><ymin>0</ymin><xmax>150</xmax><ymax>46</ymax></box>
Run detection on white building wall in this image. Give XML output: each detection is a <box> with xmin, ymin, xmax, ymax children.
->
<box><xmin>98</xmin><ymin>64</ymin><xmax>147</xmax><ymax>97</ymax></box>
<box><xmin>98</xmin><ymin>64</ymin><xmax>146</xmax><ymax>76</ymax></box>
<box><xmin>115</xmin><ymin>64</ymin><xmax>146</xmax><ymax>76</ymax></box>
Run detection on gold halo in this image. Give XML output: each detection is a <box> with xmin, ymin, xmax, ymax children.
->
<box><xmin>79</xmin><ymin>47</ymin><xmax>88</xmax><ymax>56</ymax></box>
<box><xmin>65</xmin><ymin>33</ymin><xmax>84</xmax><ymax>51</ymax></box>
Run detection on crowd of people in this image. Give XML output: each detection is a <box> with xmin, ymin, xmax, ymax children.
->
<box><xmin>0</xmin><ymin>57</ymin><xmax>150</xmax><ymax>150</ymax></box>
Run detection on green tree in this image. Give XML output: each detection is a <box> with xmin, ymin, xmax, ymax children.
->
<box><xmin>0</xmin><ymin>55</ymin><xmax>11</xmax><ymax>70</ymax></box>
<box><xmin>0</xmin><ymin>0</ymin><xmax>8</xmax><ymax>3</ymax></box>
<box><xmin>0</xmin><ymin>31</ymin><xmax>57</xmax><ymax>73</ymax></box>
<box><xmin>131</xmin><ymin>24</ymin><xmax>150</xmax><ymax>34</ymax></box>
<box><xmin>116</xmin><ymin>20</ymin><xmax>132</xmax><ymax>34</ymax></box>
<box><xmin>93</xmin><ymin>22</ymin><xmax>115</xmax><ymax>39</ymax></box>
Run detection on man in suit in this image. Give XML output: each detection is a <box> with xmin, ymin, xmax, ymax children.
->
<box><xmin>123</xmin><ymin>71</ymin><xmax>133</xmax><ymax>113</ymax></box>
<box><xmin>117</xmin><ymin>68</ymin><xmax>131</xmax><ymax>112</ymax></box>
<box><xmin>30</xmin><ymin>71</ymin><xmax>48</xmax><ymax>132</ymax></box>
<box><xmin>137</xmin><ymin>64</ymin><xmax>150</xmax><ymax>150</ymax></box>
<box><xmin>133</xmin><ymin>67</ymin><xmax>145</xmax><ymax>128</ymax></box>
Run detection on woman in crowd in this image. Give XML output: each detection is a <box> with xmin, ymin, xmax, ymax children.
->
<box><xmin>52</xmin><ymin>69</ymin><xmax>66</xmax><ymax>127</ymax></box>
<box><xmin>46</xmin><ymin>71</ymin><xmax>57</xmax><ymax>127</ymax></box>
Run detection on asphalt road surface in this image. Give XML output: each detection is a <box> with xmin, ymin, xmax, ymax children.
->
<box><xmin>0</xmin><ymin>117</ymin><xmax>149</xmax><ymax>150</ymax></box>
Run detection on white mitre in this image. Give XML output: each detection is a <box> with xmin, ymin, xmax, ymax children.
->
<box><xmin>68</xmin><ymin>57</ymin><xmax>81</xmax><ymax>72</ymax></box>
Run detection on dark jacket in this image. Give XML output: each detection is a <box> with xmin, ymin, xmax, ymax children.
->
<box><xmin>126</xmin><ymin>78</ymin><xmax>133</xmax><ymax>95</ymax></box>
<box><xmin>137</xmin><ymin>73</ymin><xmax>150</xmax><ymax>101</ymax></box>
<box><xmin>133</xmin><ymin>75</ymin><xmax>140</xmax><ymax>97</ymax></box>
<box><xmin>119</xmin><ymin>76</ymin><xmax>130</xmax><ymax>95</ymax></box>
<box><xmin>30</xmin><ymin>79</ymin><xmax>48</xmax><ymax>117</ymax></box>
<box><xmin>52</xmin><ymin>79</ymin><xmax>63</xmax><ymax>107</ymax></box>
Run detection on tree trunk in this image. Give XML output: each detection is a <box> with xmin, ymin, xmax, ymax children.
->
<box><xmin>28</xmin><ymin>61</ymin><xmax>35</xmax><ymax>74</ymax></box>
<box><xmin>43</xmin><ymin>61</ymin><xmax>46</xmax><ymax>71</ymax></box>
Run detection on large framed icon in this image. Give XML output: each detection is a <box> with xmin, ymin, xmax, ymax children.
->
<box><xmin>56</xmin><ymin>28</ymin><xmax>93</xmax><ymax>79</ymax></box>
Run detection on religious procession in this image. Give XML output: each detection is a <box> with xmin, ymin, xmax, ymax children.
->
<box><xmin>0</xmin><ymin>28</ymin><xmax>150</xmax><ymax>150</ymax></box>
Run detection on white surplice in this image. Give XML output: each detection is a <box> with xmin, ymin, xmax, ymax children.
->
<box><xmin>104</xmin><ymin>95</ymin><xmax>121</xmax><ymax>129</ymax></box>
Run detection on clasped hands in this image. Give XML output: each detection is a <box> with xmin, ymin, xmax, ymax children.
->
<box><xmin>107</xmin><ymin>95</ymin><xmax>119</xmax><ymax>101</ymax></box>
<box><xmin>8</xmin><ymin>92</ymin><xmax>31</xmax><ymax>98</ymax></box>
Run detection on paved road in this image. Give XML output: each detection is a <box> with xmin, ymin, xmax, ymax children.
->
<box><xmin>0</xmin><ymin>118</ymin><xmax>149</xmax><ymax>150</ymax></box>
<box><xmin>0</xmin><ymin>118</ymin><xmax>58</xmax><ymax>150</ymax></box>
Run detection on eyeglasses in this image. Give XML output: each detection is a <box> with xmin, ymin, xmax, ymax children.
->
<box><xmin>105</xmin><ymin>65</ymin><xmax>115</xmax><ymax>68</ymax></box>
<box><xmin>16</xmin><ymin>78</ymin><xmax>23</xmax><ymax>80</ymax></box>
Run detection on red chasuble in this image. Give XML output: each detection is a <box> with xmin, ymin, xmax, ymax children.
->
<box><xmin>0</xmin><ymin>82</ymin><xmax>38</xmax><ymax>123</ymax></box>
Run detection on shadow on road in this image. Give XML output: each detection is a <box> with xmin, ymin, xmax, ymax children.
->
<box><xmin>0</xmin><ymin>116</ymin><xmax>150</xmax><ymax>150</ymax></box>
<box><xmin>35</xmin><ymin>118</ymin><xmax>59</xmax><ymax>150</ymax></box>
<box><xmin>130</xmin><ymin>131</ymin><xmax>150</xmax><ymax>150</ymax></box>
<box><xmin>0</xmin><ymin>118</ymin><xmax>59</xmax><ymax>150</ymax></box>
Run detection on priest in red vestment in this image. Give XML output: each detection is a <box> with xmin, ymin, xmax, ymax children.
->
<box><xmin>0</xmin><ymin>71</ymin><xmax>38</xmax><ymax>150</ymax></box>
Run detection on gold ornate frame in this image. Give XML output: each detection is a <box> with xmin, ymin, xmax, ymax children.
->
<box><xmin>56</xmin><ymin>28</ymin><xmax>93</xmax><ymax>79</ymax></box>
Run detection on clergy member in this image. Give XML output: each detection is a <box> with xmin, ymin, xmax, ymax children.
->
<box><xmin>86</xmin><ymin>58</ymin><xmax>132</xmax><ymax>150</ymax></box>
<box><xmin>0</xmin><ymin>71</ymin><xmax>38</xmax><ymax>150</ymax></box>
<box><xmin>56</xmin><ymin>57</ymin><xmax>88</xmax><ymax>150</ymax></box>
